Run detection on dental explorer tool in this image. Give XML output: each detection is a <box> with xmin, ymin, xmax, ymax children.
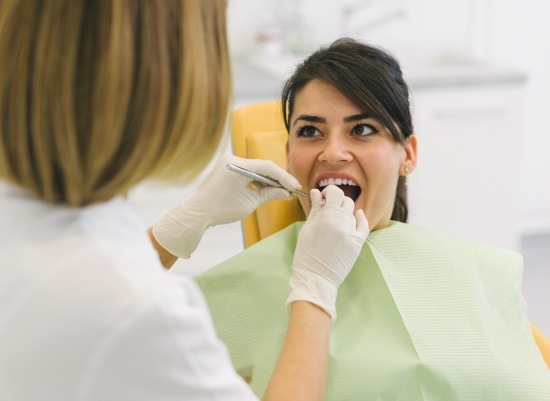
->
<box><xmin>226</xmin><ymin>163</ymin><xmax>310</xmax><ymax>198</ymax></box>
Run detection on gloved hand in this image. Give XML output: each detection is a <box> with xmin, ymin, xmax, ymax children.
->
<box><xmin>286</xmin><ymin>185</ymin><xmax>370</xmax><ymax>323</ymax></box>
<box><xmin>152</xmin><ymin>155</ymin><xmax>302</xmax><ymax>259</ymax></box>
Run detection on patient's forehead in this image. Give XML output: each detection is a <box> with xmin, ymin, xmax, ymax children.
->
<box><xmin>291</xmin><ymin>79</ymin><xmax>364</xmax><ymax>122</ymax></box>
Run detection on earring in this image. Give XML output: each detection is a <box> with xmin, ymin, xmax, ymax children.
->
<box><xmin>404</xmin><ymin>167</ymin><xmax>409</xmax><ymax>186</ymax></box>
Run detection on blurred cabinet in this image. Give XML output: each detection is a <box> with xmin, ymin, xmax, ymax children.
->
<box><xmin>407</xmin><ymin>81</ymin><xmax>526</xmax><ymax>250</ymax></box>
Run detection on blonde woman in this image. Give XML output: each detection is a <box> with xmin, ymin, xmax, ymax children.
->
<box><xmin>0</xmin><ymin>2</ymin><xmax>368</xmax><ymax>400</ymax></box>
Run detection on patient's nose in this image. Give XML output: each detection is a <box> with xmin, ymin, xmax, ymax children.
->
<box><xmin>318</xmin><ymin>136</ymin><xmax>353</xmax><ymax>164</ymax></box>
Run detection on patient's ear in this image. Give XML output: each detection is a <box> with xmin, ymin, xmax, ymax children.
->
<box><xmin>403</xmin><ymin>134</ymin><xmax>418</xmax><ymax>173</ymax></box>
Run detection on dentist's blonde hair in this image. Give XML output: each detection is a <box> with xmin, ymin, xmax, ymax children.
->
<box><xmin>0</xmin><ymin>0</ymin><xmax>231</xmax><ymax>206</ymax></box>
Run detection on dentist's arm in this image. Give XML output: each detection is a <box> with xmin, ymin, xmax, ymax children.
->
<box><xmin>153</xmin><ymin>184</ymin><xmax>369</xmax><ymax>401</ymax></box>
<box><xmin>264</xmin><ymin>301</ymin><xmax>332</xmax><ymax>401</ymax></box>
<box><xmin>149</xmin><ymin>155</ymin><xmax>301</xmax><ymax>267</ymax></box>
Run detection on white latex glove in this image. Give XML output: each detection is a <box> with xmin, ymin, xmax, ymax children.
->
<box><xmin>152</xmin><ymin>155</ymin><xmax>302</xmax><ymax>259</ymax></box>
<box><xmin>286</xmin><ymin>185</ymin><xmax>370</xmax><ymax>323</ymax></box>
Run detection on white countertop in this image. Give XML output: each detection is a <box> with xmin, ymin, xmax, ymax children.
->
<box><xmin>232</xmin><ymin>55</ymin><xmax>527</xmax><ymax>102</ymax></box>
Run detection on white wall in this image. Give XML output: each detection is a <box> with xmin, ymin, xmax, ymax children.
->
<box><xmin>487</xmin><ymin>0</ymin><xmax>550</xmax><ymax>235</ymax></box>
<box><xmin>229</xmin><ymin>0</ymin><xmax>480</xmax><ymax>66</ymax></box>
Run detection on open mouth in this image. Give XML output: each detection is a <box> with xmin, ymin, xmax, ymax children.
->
<box><xmin>316</xmin><ymin>178</ymin><xmax>362</xmax><ymax>202</ymax></box>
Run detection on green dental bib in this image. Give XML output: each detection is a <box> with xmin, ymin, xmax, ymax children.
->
<box><xmin>196</xmin><ymin>221</ymin><xmax>550</xmax><ymax>400</ymax></box>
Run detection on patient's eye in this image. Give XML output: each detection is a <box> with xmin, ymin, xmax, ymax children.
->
<box><xmin>297</xmin><ymin>125</ymin><xmax>320</xmax><ymax>137</ymax></box>
<box><xmin>352</xmin><ymin>124</ymin><xmax>376</xmax><ymax>137</ymax></box>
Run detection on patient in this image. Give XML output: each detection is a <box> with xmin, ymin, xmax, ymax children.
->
<box><xmin>196</xmin><ymin>38</ymin><xmax>550</xmax><ymax>400</ymax></box>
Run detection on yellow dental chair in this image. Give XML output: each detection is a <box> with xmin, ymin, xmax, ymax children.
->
<box><xmin>230</xmin><ymin>101</ymin><xmax>550</xmax><ymax>368</ymax></box>
<box><xmin>230</xmin><ymin>101</ymin><xmax>304</xmax><ymax>249</ymax></box>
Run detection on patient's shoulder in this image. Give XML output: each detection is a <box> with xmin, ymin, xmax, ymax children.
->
<box><xmin>371</xmin><ymin>221</ymin><xmax>522</xmax><ymax>270</ymax></box>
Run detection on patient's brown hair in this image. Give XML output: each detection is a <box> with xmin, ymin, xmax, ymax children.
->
<box><xmin>0</xmin><ymin>0</ymin><xmax>231</xmax><ymax>206</ymax></box>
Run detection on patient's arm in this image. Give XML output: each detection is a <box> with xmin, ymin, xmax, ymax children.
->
<box><xmin>531</xmin><ymin>324</ymin><xmax>550</xmax><ymax>368</ymax></box>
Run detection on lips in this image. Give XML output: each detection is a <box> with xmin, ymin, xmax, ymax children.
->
<box><xmin>316</xmin><ymin>177</ymin><xmax>362</xmax><ymax>202</ymax></box>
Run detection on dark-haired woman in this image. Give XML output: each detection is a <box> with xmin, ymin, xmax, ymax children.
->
<box><xmin>196</xmin><ymin>38</ymin><xmax>550</xmax><ymax>400</ymax></box>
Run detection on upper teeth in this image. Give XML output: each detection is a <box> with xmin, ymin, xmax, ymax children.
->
<box><xmin>318</xmin><ymin>178</ymin><xmax>358</xmax><ymax>187</ymax></box>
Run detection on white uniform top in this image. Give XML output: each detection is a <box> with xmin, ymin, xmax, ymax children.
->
<box><xmin>0</xmin><ymin>183</ymin><xmax>257</xmax><ymax>401</ymax></box>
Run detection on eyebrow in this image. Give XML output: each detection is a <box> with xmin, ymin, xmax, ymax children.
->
<box><xmin>292</xmin><ymin>115</ymin><xmax>326</xmax><ymax>127</ymax></box>
<box><xmin>292</xmin><ymin>113</ymin><xmax>371</xmax><ymax>127</ymax></box>
<box><xmin>343</xmin><ymin>113</ymin><xmax>371</xmax><ymax>123</ymax></box>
